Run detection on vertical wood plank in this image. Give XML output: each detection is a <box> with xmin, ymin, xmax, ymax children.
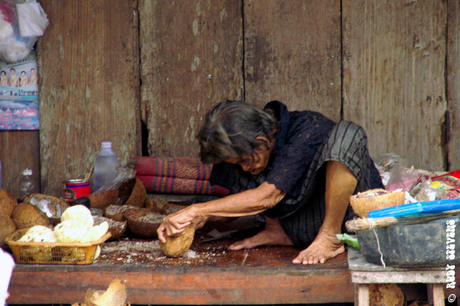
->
<box><xmin>447</xmin><ymin>0</ymin><xmax>460</xmax><ymax>170</ymax></box>
<box><xmin>244</xmin><ymin>0</ymin><xmax>341</xmax><ymax>120</ymax></box>
<box><xmin>37</xmin><ymin>0</ymin><xmax>140</xmax><ymax>195</ymax></box>
<box><xmin>343</xmin><ymin>0</ymin><xmax>447</xmax><ymax>170</ymax></box>
<box><xmin>140</xmin><ymin>0</ymin><xmax>243</xmax><ymax>158</ymax></box>
<box><xmin>0</xmin><ymin>131</ymin><xmax>40</xmax><ymax>197</ymax></box>
<box><xmin>356</xmin><ymin>284</ymin><xmax>370</xmax><ymax>306</ymax></box>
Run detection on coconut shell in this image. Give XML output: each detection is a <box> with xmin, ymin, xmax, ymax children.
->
<box><xmin>144</xmin><ymin>197</ymin><xmax>168</xmax><ymax>213</ymax></box>
<box><xmin>350</xmin><ymin>188</ymin><xmax>405</xmax><ymax>218</ymax></box>
<box><xmin>159</xmin><ymin>224</ymin><xmax>195</xmax><ymax>257</ymax></box>
<box><xmin>0</xmin><ymin>189</ymin><xmax>18</xmax><ymax>216</ymax></box>
<box><xmin>145</xmin><ymin>197</ymin><xmax>185</xmax><ymax>215</ymax></box>
<box><xmin>88</xmin><ymin>189</ymin><xmax>119</xmax><ymax>209</ymax></box>
<box><xmin>104</xmin><ymin>204</ymin><xmax>139</xmax><ymax>222</ymax></box>
<box><xmin>125</xmin><ymin>178</ymin><xmax>146</xmax><ymax>208</ymax></box>
<box><xmin>0</xmin><ymin>214</ymin><xmax>16</xmax><ymax>247</ymax></box>
<box><xmin>11</xmin><ymin>203</ymin><xmax>51</xmax><ymax>229</ymax></box>
<box><xmin>124</xmin><ymin>208</ymin><xmax>164</xmax><ymax>238</ymax></box>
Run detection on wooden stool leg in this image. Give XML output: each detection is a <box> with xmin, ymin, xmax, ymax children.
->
<box><xmin>355</xmin><ymin>284</ymin><xmax>369</xmax><ymax>306</ymax></box>
<box><xmin>427</xmin><ymin>284</ymin><xmax>445</xmax><ymax>306</ymax></box>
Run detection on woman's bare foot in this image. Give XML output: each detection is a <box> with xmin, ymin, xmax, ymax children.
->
<box><xmin>292</xmin><ymin>230</ymin><xmax>344</xmax><ymax>265</ymax></box>
<box><xmin>228</xmin><ymin>217</ymin><xmax>293</xmax><ymax>250</ymax></box>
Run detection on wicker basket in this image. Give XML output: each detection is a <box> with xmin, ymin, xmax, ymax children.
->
<box><xmin>5</xmin><ymin>228</ymin><xmax>111</xmax><ymax>265</ymax></box>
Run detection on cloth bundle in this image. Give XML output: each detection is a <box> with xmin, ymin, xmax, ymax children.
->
<box><xmin>134</xmin><ymin>157</ymin><xmax>229</xmax><ymax>196</ymax></box>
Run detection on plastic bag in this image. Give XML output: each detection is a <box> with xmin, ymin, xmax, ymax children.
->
<box><xmin>409</xmin><ymin>176</ymin><xmax>447</xmax><ymax>202</ymax></box>
<box><xmin>375</xmin><ymin>153</ymin><xmax>421</xmax><ymax>192</ymax></box>
<box><xmin>0</xmin><ymin>0</ymin><xmax>48</xmax><ymax>63</ymax></box>
<box><xmin>386</xmin><ymin>166</ymin><xmax>421</xmax><ymax>192</ymax></box>
<box><xmin>16</xmin><ymin>0</ymin><xmax>49</xmax><ymax>37</ymax></box>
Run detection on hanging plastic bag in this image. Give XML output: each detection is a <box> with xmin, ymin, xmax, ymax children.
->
<box><xmin>0</xmin><ymin>0</ymin><xmax>48</xmax><ymax>63</ymax></box>
<box><xmin>16</xmin><ymin>0</ymin><xmax>49</xmax><ymax>37</ymax></box>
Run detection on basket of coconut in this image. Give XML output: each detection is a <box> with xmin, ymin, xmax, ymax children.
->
<box><xmin>5</xmin><ymin>205</ymin><xmax>111</xmax><ymax>265</ymax></box>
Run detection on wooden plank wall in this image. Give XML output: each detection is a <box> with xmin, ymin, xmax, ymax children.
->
<box><xmin>343</xmin><ymin>0</ymin><xmax>448</xmax><ymax>171</ymax></box>
<box><xmin>244</xmin><ymin>0</ymin><xmax>342</xmax><ymax>121</ymax></box>
<box><xmin>36</xmin><ymin>0</ymin><xmax>140</xmax><ymax>195</ymax></box>
<box><xmin>0</xmin><ymin>0</ymin><xmax>459</xmax><ymax>196</ymax></box>
<box><xmin>139</xmin><ymin>0</ymin><xmax>243</xmax><ymax>157</ymax></box>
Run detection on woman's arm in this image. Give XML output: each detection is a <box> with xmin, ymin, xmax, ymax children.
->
<box><xmin>196</xmin><ymin>181</ymin><xmax>285</xmax><ymax>217</ymax></box>
<box><xmin>157</xmin><ymin>182</ymin><xmax>285</xmax><ymax>242</ymax></box>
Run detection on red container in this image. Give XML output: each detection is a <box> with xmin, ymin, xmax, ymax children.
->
<box><xmin>63</xmin><ymin>179</ymin><xmax>91</xmax><ymax>202</ymax></box>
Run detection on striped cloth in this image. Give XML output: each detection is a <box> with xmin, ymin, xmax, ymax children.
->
<box><xmin>134</xmin><ymin>157</ymin><xmax>229</xmax><ymax>195</ymax></box>
<box><xmin>279</xmin><ymin>121</ymin><xmax>384</xmax><ymax>248</ymax></box>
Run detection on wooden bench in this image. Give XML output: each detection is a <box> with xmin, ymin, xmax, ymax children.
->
<box><xmin>348</xmin><ymin>248</ymin><xmax>449</xmax><ymax>306</ymax></box>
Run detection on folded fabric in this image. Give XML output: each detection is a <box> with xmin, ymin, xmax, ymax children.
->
<box><xmin>134</xmin><ymin>156</ymin><xmax>212</xmax><ymax>180</ymax></box>
<box><xmin>136</xmin><ymin>175</ymin><xmax>229</xmax><ymax>196</ymax></box>
<box><xmin>134</xmin><ymin>157</ymin><xmax>229</xmax><ymax>196</ymax></box>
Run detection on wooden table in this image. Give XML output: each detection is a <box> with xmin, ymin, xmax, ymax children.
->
<box><xmin>348</xmin><ymin>248</ymin><xmax>448</xmax><ymax>306</ymax></box>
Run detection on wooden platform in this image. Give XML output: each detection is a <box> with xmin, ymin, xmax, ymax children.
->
<box><xmin>7</xmin><ymin>240</ymin><xmax>354</xmax><ymax>305</ymax></box>
<box><xmin>4</xmin><ymin>197</ymin><xmax>434</xmax><ymax>305</ymax></box>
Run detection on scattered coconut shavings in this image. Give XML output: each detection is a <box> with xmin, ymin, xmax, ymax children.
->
<box><xmin>95</xmin><ymin>237</ymin><xmax>227</xmax><ymax>266</ymax></box>
<box><xmin>184</xmin><ymin>249</ymin><xmax>197</xmax><ymax>258</ymax></box>
<box><xmin>101</xmin><ymin>238</ymin><xmax>161</xmax><ymax>253</ymax></box>
<box><xmin>136</xmin><ymin>213</ymin><xmax>163</xmax><ymax>223</ymax></box>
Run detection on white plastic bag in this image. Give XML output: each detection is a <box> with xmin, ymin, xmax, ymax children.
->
<box><xmin>0</xmin><ymin>0</ymin><xmax>48</xmax><ymax>63</ymax></box>
<box><xmin>16</xmin><ymin>0</ymin><xmax>49</xmax><ymax>37</ymax></box>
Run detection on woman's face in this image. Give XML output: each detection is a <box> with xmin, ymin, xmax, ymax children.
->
<box><xmin>225</xmin><ymin>137</ymin><xmax>274</xmax><ymax>175</ymax></box>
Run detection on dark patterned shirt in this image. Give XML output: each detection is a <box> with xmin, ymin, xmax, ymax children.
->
<box><xmin>210</xmin><ymin>100</ymin><xmax>336</xmax><ymax>218</ymax></box>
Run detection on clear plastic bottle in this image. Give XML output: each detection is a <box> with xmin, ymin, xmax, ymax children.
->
<box><xmin>94</xmin><ymin>141</ymin><xmax>119</xmax><ymax>192</ymax></box>
<box><xmin>18</xmin><ymin>168</ymin><xmax>34</xmax><ymax>201</ymax></box>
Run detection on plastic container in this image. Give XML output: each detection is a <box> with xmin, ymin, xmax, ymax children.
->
<box><xmin>18</xmin><ymin>168</ymin><xmax>34</xmax><ymax>201</ymax></box>
<box><xmin>94</xmin><ymin>141</ymin><xmax>119</xmax><ymax>192</ymax></box>
<box><xmin>357</xmin><ymin>215</ymin><xmax>460</xmax><ymax>267</ymax></box>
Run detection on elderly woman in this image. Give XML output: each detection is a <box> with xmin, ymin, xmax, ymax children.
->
<box><xmin>157</xmin><ymin>100</ymin><xmax>383</xmax><ymax>265</ymax></box>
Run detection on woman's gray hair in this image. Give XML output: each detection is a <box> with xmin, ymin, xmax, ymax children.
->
<box><xmin>198</xmin><ymin>100</ymin><xmax>278</xmax><ymax>164</ymax></box>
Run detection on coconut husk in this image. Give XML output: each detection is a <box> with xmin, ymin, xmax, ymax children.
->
<box><xmin>82</xmin><ymin>278</ymin><xmax>128</xmax><ymax>306</ymax></box>
<box><xmin>11</xmin><ymin>203</ymin><xmax>51</xmax><ymax>229</ymax></box>
<box><xmin>159</xmin><ymin>224</ymin><xmax>195</xmax><ymax>257</ymax></box>
<box><xmin>24</xmin><ymin>193</ymin><xmax>69</xmax><ymax>220</ymax></box>
<box><xmin>0</xmin><ymin>214</ymin><xmax>16</xmax><ymax>247</ymax></box>
<box><xmin>0</xmin><ymin>189</ymin><xmax>18</xmax><ymax>216</ymax></box>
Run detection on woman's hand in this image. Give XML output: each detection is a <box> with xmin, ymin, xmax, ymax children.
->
<box><xmin>157</xmin><ymin>205</ymin><xmax>207</xmax><ymax>243</ymax></box>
